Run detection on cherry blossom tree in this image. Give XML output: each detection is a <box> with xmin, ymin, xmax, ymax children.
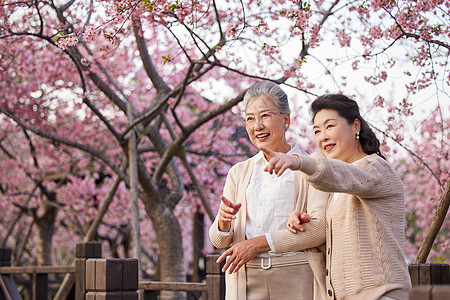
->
<box><xmin>0</xmin><ymin>1</ymin><xmax>448</xmax><ymax>298</ymax></box>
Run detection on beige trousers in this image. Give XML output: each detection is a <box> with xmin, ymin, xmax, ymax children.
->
<box><xmin>246</xmin><ymin>253</ymin><xmax>314</xmax><ymax>300</ymax></box>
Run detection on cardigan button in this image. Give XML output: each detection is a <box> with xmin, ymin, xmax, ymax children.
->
<box><xmin>328</xmin><ymin>290</ymin><xmax>333</xmax><ymax>296</ymax></box>
<box><xmin>326</xmin><ymin>269</ymin><xmax>328</xmax><ymax>276</ymax></box>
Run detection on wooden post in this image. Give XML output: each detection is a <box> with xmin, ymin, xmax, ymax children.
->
<box><xmin>33</xmin><ymin>273</ymin><xmax>48</xmax><ymax>300</ymax></box>
<box><xmin>193</xmin><ymin>207</ymin><xmax>205</xmax><ymax>282</ymax></box>
<box><xmin>0</xmin><ymin>248</ymin><xmax>21</xmax><ymax>300</ymax></box>
<box><xmin>205</xmin><ymin>254</ymin><xmax>225</xmax><ymax>300</ymax></box>
<box><xmin>408</xmin><ymin>263</ymin><xmax>450</xmax><ymax>286</ymax></box>
<box><xmin>86</xmin><ymin>258</ymin><xmax>138</xmax><ymax>299</ymax></box>
<box><xmin>0</xmin><ymin>248</ymin><xmax>12</xmax><ymax>300</ymax></box>
<box><xmin>143</xmin><ymin>290</ymin><xmax>158</xmax><ymax>300</ymax></box>
<box><xmin>75</xmin><ymin>242</ymin><xmax>102</xmax><ymax>300</ymax></box>
<box><xmin>0</xmin><ymin>248</ymin><xmax>11</xmax><ymax>267</ymax></box>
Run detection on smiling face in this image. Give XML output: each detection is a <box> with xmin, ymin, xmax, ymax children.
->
<box><xmin>313</xmin><ymin>109</ymin><xmax>363</xmax><ymax>163</ymax></box>
<box><xmin>245</xmin><ymin>95</ymin><xmax>290</xmax><ymax>156</ymax></box>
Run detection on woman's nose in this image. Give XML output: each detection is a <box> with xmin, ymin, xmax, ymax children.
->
<box><xmin>253</xmin><ymin>120</ymin><xmax>264</xmax><ymax>130</ymax></box>
<box><xmin>320</xmin><ymin>132</ymin><xmax>329</xmax><ymax>141</ymax></box>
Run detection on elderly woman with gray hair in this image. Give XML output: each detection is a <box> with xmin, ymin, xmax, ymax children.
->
<box><xmin>209</xmin><ymin>81</ymin><xmax>330</xmax><ymax>300</ymax></box>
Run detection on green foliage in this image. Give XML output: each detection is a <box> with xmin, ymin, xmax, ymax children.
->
<box><xmin>142</xmin><ymin>0</ymin><xmax>153</xmax><ymax>12</ymax></box>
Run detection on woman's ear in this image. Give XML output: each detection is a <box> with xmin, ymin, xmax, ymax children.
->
<box><xmin>284</xmin><ymin>113</ymin><xmax>291</xmax><ymax>129</ymax></box>
<box><xmin>353</xmin><ymin>118</ymin><xmax>361</xmax><ymax>133</ymax></box>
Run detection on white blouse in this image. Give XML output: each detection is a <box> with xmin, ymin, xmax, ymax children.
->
<box><xmin>246</xmin><ymin>144</ymin><xmax>304</xmax><ymax>251</ymax></box>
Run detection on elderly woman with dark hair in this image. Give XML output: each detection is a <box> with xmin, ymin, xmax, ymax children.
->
<box><xmin>209</xmin><ymin>81</ymin><xmax>330</xmax><ymax>300</ymax></box>
<box><xmin>264</xmin><ymin>94</ymin><xmax>411</xmax><ymax>300</ymax></box>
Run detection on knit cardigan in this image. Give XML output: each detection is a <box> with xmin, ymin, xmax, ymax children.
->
<box><xmin>300</xmin><ymin>152</ymin><xmax>411</xmax><ymax>300</ymax></box>
<box><xmin>209</xmin><ymin>153</ymin><xmax>331</xmax><ymax>300</ymax></box>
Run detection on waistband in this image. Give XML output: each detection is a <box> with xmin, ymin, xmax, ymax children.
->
<box><xmin>247</xmin><ymin>252</ymin><xmax>308</xmax><ymax>269</ymax></box>
<box><xmin>255</xmin><ymin>251</ymin><xmax>303</xmax><ymax>258</ymax></box>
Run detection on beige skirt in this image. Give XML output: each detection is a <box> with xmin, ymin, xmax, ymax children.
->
<box><xmin>246</xmin><ymin>252</ymin><xmax>314</xmax><ymax>300</ymax></box>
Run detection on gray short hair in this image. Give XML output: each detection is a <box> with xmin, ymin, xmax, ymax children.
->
<box><xmin>243</xmin><ymin>80</ymin><xmax>290</xmax><ymax>114</ymax></box>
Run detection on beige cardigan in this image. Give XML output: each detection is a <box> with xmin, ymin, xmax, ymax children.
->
<box><xmin>209</xmin><ymin>153</ymin><xmax>330</xmax><ymax>300</ymax></box>
<box><xmin>300</xmin><ymin>153</ymin><xmax>411</xmax><ymax>300</ymax></box>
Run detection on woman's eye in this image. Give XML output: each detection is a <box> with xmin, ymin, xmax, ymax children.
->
<box><xmin>261</xmin><ymin>113</ymin><xmax>270</xmax><ymax>119</ymax></box>
<box><xmin>326</xmin><ymin>124</ymin><xmax>334</xmax><ymax>129</ymax></box>
<box><xmin>246</xmin><ymin>116</ymin><xmax>254</xmax><ymax>122</ymax></box>
<box><xmin>314</xmin><ymin>130</ymin><xmax>320</xmax><ymax>135</ymax></box>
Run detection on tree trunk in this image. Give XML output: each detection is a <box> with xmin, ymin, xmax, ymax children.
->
<box><xmin>36</xmin><ymin>214</ymin><xmax>56</xmax><ymax>266</ymax></box>
<box><xmin>34</xmin><ymin>194</ymin><xmax>58</xmax><ymax>266</ymax></box>
<box><xmin>144</xmin><ymin>200</ymin><xmax>186</xmax><ymax>300</ymax></box>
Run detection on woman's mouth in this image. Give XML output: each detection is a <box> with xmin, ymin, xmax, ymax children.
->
<box><xmin>323</xmin><ymin>143</ymin><xmax>335</xmax><ymax>151</ymax></box>
<box><xmin>256</xmin><ymin>133</ymin><xmax>270</xmax><ymax>140</ymax></box>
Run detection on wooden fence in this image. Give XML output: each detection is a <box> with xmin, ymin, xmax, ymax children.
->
<box><xmin>408</xmin><ymin>263</ymin><xmax>450</xmax><ymax>300</ymax></box>
<box><xmin>1</xmin><ymin>242</ymin><xmax>449</xmax><ymax>299</ymax></box>
<box><xmin>0</xmin><ymin>242</ymin><xmax>224</xmax><ymax>300</ymax></box>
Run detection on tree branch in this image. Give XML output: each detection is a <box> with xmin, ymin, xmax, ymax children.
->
<box><xmin>414</xmin><ymin>180</ymin><xmax>450</xmax><ymax>263</ymax></box>
<box><xmin>370</xmin><ymin>123</ymin><xmax>444</xmax><ymax>189</ymax></box>
<box><xmin>160</xmin><ymin>114</ymin><xmax>214</xmax><ymax>221</ymax></box>
<box><xmin>153</xmin><ymin>90</ymin><xmax>246</xmax><ymax>181</ymax></box>
<box><xmin>0</xmin><ymin>107</ymin><xmax>129</xmax><ymax>185</ymax></box>
<box><xmin>83</xmin><ymin>171</ymin><xmax>124</xmax><ymax>242</ymax></box>
<box><xmin>132</xmin><ymin>18</ymin><xmax>171</xmax><ymax>94</ymax></box>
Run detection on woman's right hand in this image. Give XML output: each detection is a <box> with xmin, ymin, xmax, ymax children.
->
<box><xmin>287</xmin><ymin>211</ymin><xmax>311</xmax><ymax>233</ymax></box>
<box><xmin>218</xmin><ymin>196</ymin><xmax>241</xmax><ymax>232</ymax></box>
<box><xmin>260</xmin><ymin>147</ymin><xmax>302</xmax><ymax>176</ymax></box>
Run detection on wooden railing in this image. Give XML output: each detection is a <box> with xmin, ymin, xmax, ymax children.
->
<box><xmin>0</xmin><ymin>242</ymin><xmax>101</xmax><ymax>300</ymax></box>
<box><xmin>139</xmin><ymin>255</ymin><xmax>224</xmax><ymax>300</ymax></box>
<box><xmin>0</xmin><ymin>243</ymin><xmax>224</xmax><ymax>300</ymax></box>
<box><xmin>3</xmin><ymin>242</ymin><xmax>449</xmax><ymax>300</ymax></box>
<box><xmin>408</xmin><ymin>263</ymin><xmax>450</xmax><ymax>300</ymax></box>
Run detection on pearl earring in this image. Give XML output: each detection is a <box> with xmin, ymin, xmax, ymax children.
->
<box><xmin>356</xmin><ymin>132</ymin><xmax>360</xmax><ymax>140</ymax></box>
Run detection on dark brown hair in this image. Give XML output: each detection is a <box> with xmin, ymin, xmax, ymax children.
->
<box><xmin>310</xmin><ymin>94</ymin><xmax>385</xmax><ymax>159</ymax></box>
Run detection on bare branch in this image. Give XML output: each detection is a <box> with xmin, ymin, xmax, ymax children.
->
<box><xmin>370</xmin><ymin>123</ymin><xmax>444</xmax><ymax>189</ymax></box>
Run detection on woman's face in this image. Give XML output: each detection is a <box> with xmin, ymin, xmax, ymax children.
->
<box><xmin>313</xmin><ymin>109</ymin><xmax>360</xmax><ymax>163</ymax></box>
<box><xmin>244</xmin><ymin>95</ymin><xmax>290</xmax><ymax>153</ymax></box>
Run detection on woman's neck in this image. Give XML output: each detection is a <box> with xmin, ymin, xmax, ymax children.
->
<box><xmin>263</xmin><ymin>142</ymin><xmax>291</xmax><ymax>161</ymax></box>
<box><xmin>347</xmin><ymin>145</ymin><xmax>368</xmax><ymax>163</ymax></box>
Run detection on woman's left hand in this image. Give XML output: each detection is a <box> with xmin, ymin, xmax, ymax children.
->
<box><xmin>216</xmin><ymin>236</ymin><xmax>269</xmax><ymax>274</ymax></box>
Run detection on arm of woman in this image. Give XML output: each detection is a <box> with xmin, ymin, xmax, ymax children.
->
<box><xmin>209</xmin><ymin>167</ymin><xmax>239</xmax><ymax>249</ymax></box>
<box><xmin>216</xmin><ymin>176</ymin><xmax>330</xmax><ymax>273</ymax></box>
<box><xmin>216</xmin><ymin>235</ymin><xmax>271</xmax><ymax>274</ymax></box>
<box><xmin>263</xmin><ymin>146</ymin><xmax>398</xmax><ymax>199</ymax></box>
<box><xmin>269</xmin><ymin>182</ymin><xmax>330</xmax><ymax>253</ymax></box>
<box><xmin>302</xmin><ymin>152</ymin><xmax>400</xmax><ymax>199</ymax></box>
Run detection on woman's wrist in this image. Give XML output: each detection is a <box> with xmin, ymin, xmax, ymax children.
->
<box><xmin>218</xmin><ymin>220</ymin><xmax>231</xmax><ymax>232</ymax></box>
<box><xmin>291</xmin><ymin>154</ymin><xmax>302</xmax><ymax>170</ymax></box>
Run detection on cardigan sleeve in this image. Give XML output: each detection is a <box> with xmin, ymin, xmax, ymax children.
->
<box><xmin>209</xmin><ymin>163</ymin><xmax>239</xmax><ymax>249</ymax></box>
<box><xmin>302</xmin><ymin>152</ymin><xmax>402</xmax><ymax>199</ymax></box>
<box><xmin>269</xmin><ymin>175</ymin><xmax>330</xmax><ymax>254</ymax></box>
